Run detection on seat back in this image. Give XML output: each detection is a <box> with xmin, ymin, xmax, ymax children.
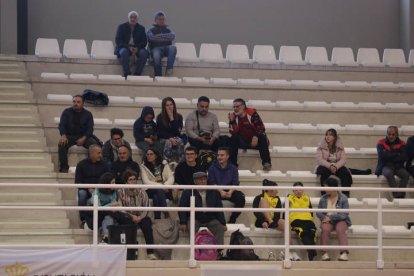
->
<box><xmin>63</xmin><ymin>39</ymin><xmax>89</xmax><ymax>58</ymax></box>
<box><xmin>252</xmin><ymin>45</ymin><xmax>277</xmax><ymax>63</ymax></box>
<box><xmin>331</xmin><ymin>47</ymin><xmax>357</xmax><ymax>66</ymax></box>
<box><xmin>91</xmin><ymin>40</ymin><xmax>116</xmax><ymax>59</ymax></box>
<box><xmin>35</xmin><ymin>38</ymin><xmax>62</xmax><ymax>58</ymax></box>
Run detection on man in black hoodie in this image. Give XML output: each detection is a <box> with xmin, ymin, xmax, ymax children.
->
<box><xmin>133</xmin><ymin>106</ymin><xmax>160</xmax><ymax>153</ymax></box>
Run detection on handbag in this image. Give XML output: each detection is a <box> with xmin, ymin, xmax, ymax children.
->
<box><xmin>152</xmin><ymin>217</ymin><xmax>179</xmax><ymax>259</ymax></box>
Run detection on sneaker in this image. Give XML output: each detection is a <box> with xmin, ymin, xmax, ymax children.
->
<box><xmin>308</xmin><ymin>250</ymin><xmax>317</xmax><ymax>261</ymax></box>
<box><xmin>262</xmin><ymin>163</ymin><xmax>272</xmax><ymax>171</ymax></box>
<box><xmin>321</xmin><ymin>252</ymin><xmax>330</xmax><ymax>261</ymax></box>
<box><xmin>338</xmin><ymin>252</ymin><xmax>348</xmax><ymax>261</ymax></box>
<box><xmin>165</xmin><ymin>69</ymin><xmax>173</xmax><ymax>76</ymax></box>
<box><xmin>228</xmin><ymin>218</ymin><xmax>236</xmax><ymax>224</ymax></box>
<box><xmin>83</xmin><ymin>222</ymin><xmax>92</xmax><ymax>231</ymax></box>
<box><xmin>79</xmin><ymin>220</ymin><xmax>86</xmax><ymax>229</ymax></box>
<box><xmin>59</xmin><ymin>167</ymin><xmax>69</xmax><ymax>173</ymax></box>
<box><xmin>100</xmin><ymin>237</ymin><xmax>109</xmax><ymax>244</ymax></box>
<box><xmin>277</xmin><ymin>251</ymin><xmax>295</xmax><ymax>261</ymax></box>
<box><xmin>291</xmin><ymin>251</ymin><xmax>301</xmax><ymax>261</ymax></box>
<box><xmin>147</xmin><ymin>253</ymin><xmax>158</xmax><ymax>260</ymax></box>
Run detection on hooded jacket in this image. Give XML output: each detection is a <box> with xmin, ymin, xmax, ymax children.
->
<box><xmin>375</xmin><ymin>136</ymin><xmax>406</xmax><ymax>175</ymax></box>
<box><xmin>133</xmin><ymin>106</ymin><xmax>157</xmax><ymax>142</ymax></box>
<box><xmin>147</xmin><ymin>24</ymin><xmax>175</xmax><ymax>50</ymax></box>
<box><xmin>114</xmin><ymin>22</ymin><xmax>147</xmax><ymax>56</ymax></box>
<box><xmin>229</xmin><ymin>107</ymin><xmax>266</xmax><ymax>136</ymax></box>
<box><xmin>207</xmin><ymin>160</ymin><xmax>239</xmax><ymax>186</ymax></box>
<box><xmin>139</xmin><ymin>160</ymin><xmax>175</xmax><ymax>186</ymax></box>
<box><xmin>316</xmin><ymin>136</ymin><xmax>347</xmax><ymax>169</ymax></box>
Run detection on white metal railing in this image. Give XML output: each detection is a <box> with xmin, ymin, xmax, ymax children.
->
<box><xmin>1</xmin><ymin>183</ymin><xmax>414</xmax><ymax>269</ymax></box>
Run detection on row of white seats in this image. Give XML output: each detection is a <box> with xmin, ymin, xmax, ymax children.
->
<box><xmin>46</xmin><ymin>93</ymin><xmax>414</xmax><ymax>111</ymax></box>
<box><xmin>35</xmin><ymin>38</ymin><xmax>414</xmax><ymax>68</ymax></box>
<box><xmin>51</xmin><ymin>116</ymin><xmax>414</xmax><ymax>134</ymax></box>
<box><xmin>40</xmin><ymin>73</ymin><xmax>414</xmax><ymax>90</ymax></box>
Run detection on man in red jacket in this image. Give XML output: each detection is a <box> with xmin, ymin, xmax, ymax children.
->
<box><xmin>228</xmin><ymin>98</ymin><xmax>271</xmax><ymax>171</ymax></box>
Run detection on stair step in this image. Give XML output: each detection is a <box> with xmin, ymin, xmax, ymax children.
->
<box><xmin>0</xmin><ymin>83</ymin><xmax>27</xmax><ymax>90</ymax></box>
<box><xmin>0</xmin><ymin>173</ymin><xmax>56</xmax><ymax>179</ymax></box>
<box><xmin>0</xmin><ymin>200</ymin><xmax>64</xmax><ymax>205</ymax></box>
<box><xmin>0</xmin><ymin>210</ymin><xmax>67</xmax><ymax>219</ymax></box>
<box><xmin>0</xmin><ymin>228</ymin><xmax>73</xmax><ymax>235</ymax></box>
<box><xmin>0</xmin><ymin>238</ymin><xmax>75</xmax><ymax>244</ymax></box>
<box><xmin>0</xmin><ymin>219</ymin><xmax>70</xmax><ymax>229</ymax></box>
<box><xmin>0</xmin><ymin>192</ymin><xmax>62</xmax><ymax>200</ymax></box>
<box><xmin>0</xmin><ymin>77</ymin><xmax>24</xmax><ymax>82</ymax></box>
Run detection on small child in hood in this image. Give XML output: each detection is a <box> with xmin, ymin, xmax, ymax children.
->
<box><xmin>133</xmin><ymin>106</ymin><xmax>161</xmax><ymax>153</ymax></box>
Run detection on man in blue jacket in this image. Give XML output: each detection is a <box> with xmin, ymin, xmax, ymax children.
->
<box><xmin>58</xmin><ymin>95</ymin><xmax>98</xmax><ymax>173</ymax></box>
<box><xmin>114</xmin><ymin>11</ymin><xmax>148</xmax><ymax>78</ymax></box>
<box><xmin>208</xmin><ymin>147</ymin><xmax>245</xmax><ymax>224</ymax></box>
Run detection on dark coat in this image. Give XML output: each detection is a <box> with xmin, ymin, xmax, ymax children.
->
<box><xmin>114</xmin><ymin>22</ymin><xmax>147</xmax><ymax>56</ymax></box>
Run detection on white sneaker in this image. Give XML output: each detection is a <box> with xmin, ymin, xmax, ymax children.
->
<box><xmin>277</xmin><ymin>251</ymin><xmax>298</xmax><ymax>261</ymax></box>
<box><xmin>321</xmin><ymin>252</ymin><xmax>330</xmax><ymax>261</ymax></box>
<box><xmin>338</xmin><ymin>252</ymin><xmax>348</xmax><ymax>261</ymax></box>
<box><xmin>147</xmin><ymin>253</ymin><xmax>158</xmax><ymax>260</ymax></box>
<box><xmin>291</xmin><ymin>251</ymin><xmax>301</xmax><ymax>261</ymax></box>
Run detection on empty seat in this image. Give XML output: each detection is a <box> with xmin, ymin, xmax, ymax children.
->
<box><xmin>183</xmin><ymin>77</ymin><xmax>210</xmax><ymax>85</ymax></box>
<box><xmin>63</xmin><ymin>39</ymin><xmax>89</xmax><ymax>59</ymax></box>
<box><xmin>393</xmin><ymin>198</ymin><xmax>414</xmax><ymax>207</ymax></box>
<box><xmin>409</xmin><ymin>49</ymin><xmax>414</xmax><ymax>66</ymax></box>
<box><xmin>98</xmin><ymin>74</ymin><xmax>124</xmax><ymax>81</ymax></box>
<box><xmin>344</xmin><ymin>81</ymin><xmax>370</xmax><ymax>88</ymax></box>
<box><xmin>400</xmin><ymin>125</ymin><xmax>414</xmax><ymax>133</ymax></box>
<box><xmin>218</xmin><ymin>121</ymin><xmax>228</xmax><ymax>128</ymax></box>
<box><xmin>69</xmin><ymin>73</ymin><xmax>96</xmax><ymax>80</ymax></box>
<box><xmin>372</xmin><ymin>125</ymin><xmax>390</xmax><ymax>132</ymax></box>
<box><xmin>288</xmin><ymin>123</ymin><xmax>314</xmax><ymax>130</ymax></box>
<box><xmin>385</xmin><ymin>102</ymin><xmax>412</xmax><ymax>109</ymax></box>
<box><xmin>305</xmin><ymin>46</ymin><xmax>332</xmax><ymax>66</ymax></box>
<box><xmin>175</xmin><ymin>42</ymin><xmax>199</xmax><ymax>62</ymax></box>
<box><xmin>399</xmin><ymin>82</ymin><xmax>414</xmax><ymax>89</ymax></box>
<box><xmin>238</xmin><ymin>170</ymin><xmax>256</xmax><ymax>177</ymax></box>
<box><xmin>344</xmin><ymin>147</ymin><xmax>357</xmax><ymax>154</ymax></box>
<box><xmin>264</xmin><ymin>123</ymin><xmax>288</xmax><ymax>130</ymax></box>
<box><xmin>345</xmin><ymin>124</ymin><xmax>371</xmax><ymax>131</ymax></box>
<box><xmin>357</xmin><ymin>48</ymin><xmax>384</xmax><ymax>67</ymax></box>
<box><xmin>154</xmin><ymin>76</ymin><xmax>182</xmax><ymax>84</ymax></box>
<box><xmin>330</xmin><ymin>102</ymin><xmax>358</xmax><ymax>109</ymax></box>
<box><xmin>219</xmin><ymin>99</ymin><xmax>234</xmax><ymax>106</ymax></box>
<box><xmin>382</xmin><ymin>225</ymin><xmax>412</xmax><ymax>235</ymax></box>
<box><xmin>275</xmin><ymin>101</ymin><xmax>303</xmax><ymax>108</ymax></box>
<box><xmin>264</xmin><ymin>79</ymin><xmax>291</xmax><ymax>87</ymax></box>
<box><xmin>359</xmin><ymin>147</ymin><xmax>377</xmax><ymax>154</ymax></box>
<box><xmin>357</xmin><ymin>102</ymin><xmax>385</xmax><ymax>109</ymax></box>
<box><xmin>90</xmin><ymin>40</ymin><xmax>117</xmax><ymax>59</ymax></box>
<box><xmin>35</xmin><ymin>38</ymin><xmax>62</xmax><ymax>58</ymax></box>
<box><xmin>301</xmin><ymin>147</ymin><xmax>317</xmax><ymax>153</ymax></box>
<box><xmin>318</xmin><ymin>80</ymin><xmax>345</xmax><ymax>88</ymax></box>
<box><xmin>113</xmin><ymin>119</ymin><xmax>135</xmax><ymax>127</ymax></box>
<box><xmin>371</xmin><ymin>81</ymin><xmax>398</xmax><ymax>89</ymax></box>
<box><xmin>331</xmin><ymin>47</ymin><xmax>358</xmax><ymax>66</ymax></box>
<box><xmin>278</xmin><ymin>46</ymin><xmax>306</xmax><ymax>65</ymax></box>
<box><xmin>135</xmin><ymin>97</ymin><xmax>161</xmax><ymax>105</ymax></box>
<box><xmin>246</xmin><ymin>100</ymin><xmax>274</xmax><ymax>108</ymax></box>
<box><xmin>272</xmin><ymin>146</ymin><xmax>301</xmax><ymax>153</ymax></box>
<box><xmin>199</xmin><ymin>43</ymin><xmax>226</xmax><ymax>63</ymax></box>
<box><xmin>349</xmin><ymin>225</ymin><xmax>377</xmax><ymax>234</ymax></box>
<box><xmin>256</xmin><ymin>170</ymin><xmax>286</xmax><ymax>177</ymax></box>
<box><xmin>108</xmin><ymin>96</ymin><xmax>133</xmax><ymax>104</ymax></box>
<box><xmin>362</xmin><ymin>198</ymin><xmax>393</xmax><ymax>207</ymax></box>
<box><xmin>40</xmin><ymin>72</ymin><xmax>68</xmax><ymax>79</ymax></box>
<box><xmin>47</xmin><ymin>94</ymin><xmax>72</xmax><ymax>102</ymax></box>
<box><xmin>291</xmin><ymin>80</ymin><xmax>318</xmax><ymax>87</ymax></box>
<box><xmin>286</xmin><ymin>171</ymin><xmax>315</xmax><ymax>177</ymax></box>
<box><xmin>226</xmin><ymin>44</ymin><xmax>252</xmax><ymax>63</ymax></box>
<box><xmin>252</xmin><ymin>45</ymin><xmax>278</xmax><ymax>64</ymax></box>
<box><xmin>127</xmin><ymin>75</ymin><xmax>153</xmax><ymax>83</ymax></box>
<box><xmin>303</xmin><ymin>101</ymin><xmax>331</xmax><ymax>108</ymax></box>
<box><xmin>237</xmin><ymin>78</ymin><xmax>264</xmax><ymax>86</ymax></box>
<box><xmin>382</xmin><ymin>49</ymin><xmax>409</xmax><ymax>67</ymax></box>
<box><xmin>210</xmin><ymin>78</ymin><xmax>237</xmax><ymax>85</ymax></box>
<box><xmin>173</xmin><ymin>97</ymin><xmax>192</xmax><ymax>105</ymax></box>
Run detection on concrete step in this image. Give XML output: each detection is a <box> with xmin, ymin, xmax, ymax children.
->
<box><xmin>0</xmin><ymin>152</ymin><xmax>52</xmax><ymax>165</ymax></box>
<box><xmin>0</xmin><ymin>82</ymin><xmax>29</xmax><ymax>90</ymax></box>
<box><xmin>0</xmin><ymin>199</ymin><xmax>64</xmax><ymax>205</ymax></box>
<box><xmin>0</xmin><ymin>218</ymin><xmax>70</xmax><ymax>229</ymax></box>
<box><xmin>0</xmin><ymin>237</ymin><xmax>75</xmax><ymax>244</ymax></box>
<box><xmin>0</xmin><ymin>90</ymin><xmax>33</xmax><ymax>101</ymax></box>
<box><xmin>0</xmin><ymin>163</ymin><xmax>54</xmax><ymax>173</ymax></box>
<box><xmin>0</xmin><ymin>190</ymin><xmax>62</xmax><ymax>201</ymax></box>
<box><xmin>0</xmin><ymin>210</ymin><xmax>68</xmax><ymax>219</ymax></box>
<box><xmin>0</xmin><ymin>104</ymin><xmax>37</xmax><ymax>115</ymax></box>
<box><xmin>0</xmin><ymin>128</ymin><xmax>45</xmax><ymax>139</ymax></box>
<box><xmin>0</xmin><ymin>140</ymin><xmax>47</xmax><ymax>150</ymax></box>
<box><xmin>0</xmin><ymin>114</ymin><xmax>40</xmax><ymax>125</ymax></box>
<box><xmin>0</xmin><ymin>173</ymin><xmax>57</xmax><ymax>179</ymax></box>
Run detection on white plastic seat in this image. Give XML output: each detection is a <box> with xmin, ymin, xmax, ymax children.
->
<box><xmin>272</xmin><ymin>146</ymin><xmax>301</xmax><ymax>153</ymax></box>
<box><xmin>286</xmin><ymin>171</ymin><xmax>315</xmax><ymax>177</ymax></box>
<box><xmin>219</xmin><ymin>99</ymin><xmax>234</xmax><ymax>106</ymax></box>
<box><xmin>344</xmin><ymin>81</ymin><xmax>370</xmax><ymax>88</ymax></box>
<box><xmin>246</xmin><ymin>100</ymin><xmax>274</xmax><ymax>108</ymax></box>
<box><xmin>256</xmin><ymin>170</ymin><xmax>286</xmax><ymax>177</ymax></box>
<box><xmin>35</xmin><ymin>38</ymin><xmax>62</xmax><ymax>58</ymax></box>
<box><xmin>90</xmin><ymin>40</ymin><xmax>116</xmax><ymax>59</ymax></box>
<box><xmin>385</xmin><ymin>102</ymin><xmax>412</xmax><ymax>109</ymax></box>
<box><xmin>362</xmin><ymin>198</ymin><xmax>393</xmax><ymax>207</ymax></box>
<box><xmin>278</xmin><ymin>46</ymin><xmax>306</xmax><ymax>65</ymax></box>
<box><xmin>400</xmin><ymin>125</ymin><xmax>414</xmax><ymax>134</ymax></box>
<box><xmin>318</xmin><ymin>80</ymin><xmax>345</xmax><ymax>88</ymax></box>
<box><xmin>349</xmin><ymin>225</ymin><xmax>377</xmax><ymax>234</ymax></box>
<box><xmin>275</xmin><ymin>101</ymin><xmax>303</xmax><ymax>108</ymax></box>
<box><xmin>237</xmin><ymin>78</ymin><xmax>264</xmax><ymax>86</ymax></box>
<box><xmin>344</xmin><ymin>147</ymin><xmax>357</xmax><ymax>154</ymax></box>
<box><xmin>108</xmin><ymin>96</ymin><xmax>133</xmax><ymax>104</ymax></box>
<box><xmin>357</xmin><ymin>102</ymin><xmax>385</xmax><ymax>109</ymax></box>
<box><xmin>382</xmin><ymin>225</ymin><xmax>412</xmax><ymax>235</ymax></box>
<box><xmin>154</xmin><ymin>76</ymin><xmax>182</xmax><ymax>84</ymax></box>
<box><xmin>210</xmin><ymin>78</ymin><xmax>237</xmax><ymax>85</ymax></box>
<box><xmin>182</xmin><ymin>77</ymin><xmax>209</xmax><ymax>85</ymax></box>
<box><xmin>305</xmin><ymin>46</ymin><xmax>332</xmax><ymax>66</ymax></box>
<box><xmin>409</xmin><ymin>49</ymin><xmax>414</xmax><ymax>66</ymax></box>
<box><xmin>357</xmin><ymin>48</ymin><xmax>385</xmax><ymax>67</ymax></box>
<box><xmin>301</xmin><ymin>147</ymin><xmax>317</xmax><ymax>153</ymax></box>
<box><xmin>347</xmin><ymin>198</ymin><xmax>364</xmax><ymax>207</ymax></box>
<box><xmin>113</xmin><ymin>119</ymin><xmax>135</xmax><ymax>127</ymax></box>
<box><xmin>345</xmin><ymin>124</ymin><xmax>371</xmax><ymax>131</ymax></box>
<box><xmin>288</xmin><ymin>123</ymin><xmax>314</xmax><ymax>130</ymax></box>
<box><xmin>303</xmin><ymin>101</ymin><xmax>331</xmax><ymax>108</ymax></box>
<box><xmin>382</xmin><ymin>49</ymin><xmax>409</xmax><ymax>67</ymax></box>
<box><xmin>218</xmin><ymin>122</ymin><xmax>228</xmax><ymax>128</ymax></box>
<box><xmin>238</xmin><ymin>170</ymin><xmax>256</xmax><ymax>177</ymax></box>
<box><xmin>69</xmin><ymin>73</ymin><xmax>96</xmax><ymax>80</ymax></box>
<box><xmin>359</xmin><ymin>147</ymin><xmax>377</xmax><ymax>154</ymax></box>
<box><xmin>127</xmin><ymin>75</ymin><xmax>153</xmax><ymax>83</ymax></box>
<box><xmin>98</xmin><ymin>74</ymin><xmax>124</xmax><ymax>81</ymax></box>
<box><xmin>331</xmin><ymin>47</ymin><xmax>358</xmax><ymax>66</ymax></box>
<box><xmin>330</xmin><ymin>102</ymin><xmax>358</xmax><ymax>109</ymax></box>
<box><xmin>291</xmin><ymin>80</ymin><xmax>318</xmax><ymax>87</ymax></box>
<box><xmin>135</xmin><ymin>97</ymin><xmax>161</xmax><ymax>105</ymax></box>
<box><xmin>175</xmin><ymin>42</ymin><xmax>199</xmax><ymax>62</ymax></box>
<box><xmin>47</xmin><ymin>94</ymin><xmax>72</xmax><ymax>102</ymax></box>
<box><xmin>252</xmin><ymin>45</ymin><xmax>278</xmax><ymax>64</ymax></box>
<box><xmin>372</xmin><ymin>125</ymin><xmax>390</xmax><ymax>132</ymax></box>
<box><xmin>371</xmin><ymin>82</ymin><xmax>398</xmax><ymax>89</ymax></box>
<box><xmin>399</xmin><ymin>82</ymin><xmax>414</xmax><ymax>89</ymax></box>
<box><xmin>264</xmin><ymin>123</ymin><xmax>288</xmax><ymax>130</ymax></box>
<box><xmin>40</xmin><ymin>72</ymin><xmax>68</xmax><ymax>79</ymax></box>
<box><xmin>226</xmin><ymin>44</ymin><xmax>253</xmax><ymax>63</ymax></box>
<box><xmin>173</xmin><ymin>97</ymin><xmax>192</xmax><ymax>105</ymax></box>
<box><xmin>199</xmin><ymin>43</ymin><xmax>226</xmax><ymax>63</ymax></box>
<box><xmin>316</xmin><ymin>124</ymin><xmax>345</xmax><ymax>131</ymax></box>
<box><xmin>93</xmin><ymin>118</ymin><xmax>113</xmax><ymax>125</ymax></box>
<box><xmin>393</xmin><ymin>198</ymin><xmax>414</xmax><ymax>207</ymax></box>
<box><xmin>63</xmin><ymin>39</ymin><xmax>89</xmax><ymax>59</ymax></box>
<box><xmin>264</xmin><ymin>79</ymin><xmax>291</xmax><ymax>87</ymax></box>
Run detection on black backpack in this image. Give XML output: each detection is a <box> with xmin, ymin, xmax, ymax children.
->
<box><xmin>226</xmin><ymin>230</ymin><xmax>259</xmax><ymax>260</ymax></box>
<box><xmin>81</xmin><ymin>89</ymin><xmax>109</xmax><ymax>106</ymax></box>
<box><xmin>197</xmin><ymin>150</ymin><xmax>217</xmax><ymax>171</ymax></box>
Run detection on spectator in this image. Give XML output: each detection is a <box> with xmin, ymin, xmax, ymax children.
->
<box><xmin>114</xmin><ymin>11</ymin><xmax>148</xmax><ymax>78</ymax></box>
<box><xmin>58</xmin><ymin>95</ymin><xmax>98</xmax><ymax>173</ymax></box>
<box><xmin>75</xmin><ymin>144</ymin><xmax>109</xmax><ymax>227</ymax></box>
<box><xmin>147</xmin><ymin>11</ymin><xmax>177</xmax><ymax>77</ymax></box>
<box><xmin>207</xmin><ymin>147</ymin><xmax>245</xmax><ymax>224</ymax></box>
<box><xmin>85</xmin><ymin>172</ymin><xmax>118</xmax><ymax>243</ymax></box>
<box><xmin>406</xmin><ymin>135</ymin><xmax>414</xmax><ymax>176</ymax></box>
<box><xmin>316</xmin><ymin>176</ymin><xmax>351</xmax><ymax>261</ymax></box>
<box><xmin>179</xmin><ymin>171</ymin><xmax>227</xmax><ymax>245</ymax></box>
<box><xmin>102</xmin><ymin>128</ymin><xmax>132</xmax><ymax>166</ymax></box>
<box><xmin>111</xmin><ymin>145</ymin><xmax>140</xmax><ymax>184</ymax></box>
<box><xmin>375</xmin><ymin>126</ymin><xmax>409</xmax><ymax>199</ymax></box>
<box><xmin>114</xmin><ymin>169</ymin><xmax>157</xmax><ymax>260</ymax></box>
<box><xmin>156</xmin><ymin>97</ymin><xmax>186</xmax><ymax>164</ymax></box>
<box><xmin>133</xmin><ymin>106</ymin><xmax>161</xmax><ymax>153</ymax></box>
<box><xmin>175</xmin><ymin>146</ymin><xmax>205</xmax><ymax>185</ymax></box>
<box><xmin>288</xmin><ymin>182</ymin><xmax>317</xmax><ymax>261</ymax></box>
<box><xmin>316</xmin><ymin>129</ymin><xmax>353</xmax><ymax>197</ymax></box>
<box><xmin>228</xmin><ymin>98</ymin><xmax>271</xmax><ymax>171</ymax></box>
<box><xmin>185</xmin><ymin>96</ymin><xmax>221</xmax><ymax>152</ymax></box>
<box><xmin>140</xmin><ymin>147</ymin><xmax>174</xmax><ymax>219</ymax></box>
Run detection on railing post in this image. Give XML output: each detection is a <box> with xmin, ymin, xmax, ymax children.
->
<box><xmin>93</xmin><ymin>194</ymin><xmax>98</xmax><ymax>246</ymax></box>
<box><xmin>284</xmin><ymin>194</ymin><xmax>292</xmax><ymax>268</ymax></box>
<box><xmin>188</xmin><ymin>194</ymin><xmax>196</xmax><ymax>267</ymax></box>
<box><xmin>376</xmin><ymin>192</ymin><xmax>384</xmax><ymax>269</ymax></box>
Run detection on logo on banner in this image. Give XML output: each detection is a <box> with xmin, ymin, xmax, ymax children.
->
<box><xmin>4</xmin><ymin>262</ymin><xmax>29</xmax><ymax>276</ymax></box>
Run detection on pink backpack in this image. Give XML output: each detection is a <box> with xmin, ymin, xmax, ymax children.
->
<box><xmin>194</xmin><ymin>229</ymin><xmax>218</xmax><ymax>260</ymax></box>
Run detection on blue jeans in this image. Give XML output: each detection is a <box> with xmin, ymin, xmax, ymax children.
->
<box><xmin>78</xmin><ymin>189</ymin><xmax>91</xmax><ymax>221</ymax></box>
<box><xmin>151</xmin><ymin>45</ymin><xmax>177</xmax><ymax>76</ymax></box>
<box><xmin>119</xmin><ymin>47</ymin><xmax>148</xmax><ymax>76</ymax></box>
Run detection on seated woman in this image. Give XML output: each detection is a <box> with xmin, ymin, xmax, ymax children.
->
<box><xmin>115</xmin><ymin>169</ymin><xmax>157</xmax><ymax>260</ymax></box>
<box><xmin>139</xmin><ymin>147</ymin><xmax>174</xmax><ymax>219</ymax></box>
<box><xmin>288</xmin><ymin>182</ymin><xmax>317</xmax><ymax>261</ymax></box>
<box><xmin>156</xmin><ymin>97</ymin><xmax>186</xmax><ymax>165</ymax></box>
<box><xmin>316</xmin><ymin>176</ymin><xmax>352</xmax><ymax>261</ymax></box>
<box><xmin>316</xmin><ymin>128</ymin><xmax>353</xmax><ymax>197</ymax></box>
<box><xmin>85</xmin><ymin>172</ymin><xmax>118</xmax><ymax>243</ymax></box>
<box><xmin>252</xmin><ymin>179</ymin><xmax>300</xmax><ymax>261</ymax></box>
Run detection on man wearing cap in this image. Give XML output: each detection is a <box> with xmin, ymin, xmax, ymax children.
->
<box><xmin>147</xmin><ymin>11</ymin><xmax>177</xmax><ymax>77</ymax></box>
<box><xmin>178</xmin><ymin>171</ymin><xmax>227</xmax><ymax>245</ymax></box>
<box><xmin>115</xmin><ymin>11</ymin><xmax>148</xmax><ymax>78</ymax></box>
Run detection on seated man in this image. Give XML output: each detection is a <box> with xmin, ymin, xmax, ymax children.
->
<box><xmin>75</xmin><ymin>144</ymin><xmax>109</xmax><ymax>227</ymax></box>
<box><xmin>207</xmin><ymin>147</ymin><xmax>245</xmax><ymax>224</ymax></box>
<box><xmin>174</xmin><ymin>146</ymin><xmax>205</xmax><ymax>185</ymax></box>
<box><xmin>114</xmin><ymin>11</ymin><xmax>148</xmax><ymax>78</ymax></box>
<box><xmin>228</xmin><ymin>98</ymin><xmax>271</xmax><ymax>171</ymax></box>
<box><xmin>405</xmin><ymin>134</ymin><xmax>414</xmax><ymax>176</ymax></box>
<box><xmin>375</xmin><ymin>126</ymin><xmax>409</xmax><ymax>198</ymax></box>
<box><xmin>102</xmin><ymin>127</ymin><xmax>132</xmax><ymax>166</ymax></box>
<box><xmin>179</xmin><ymin>171</ymin><xmax>227</xmax><ymax>245</ymax></box>
<box><xmin>110</xmin><ymin>145</ymin><xmax>140</xmax><ymax>184</ymax></box>
<box><xmin>58</xmin><ymin>94</ymin><xmax>98</xmax><ymax>173</ymax></box>
<box><xmin>185</xmin><ymin>96</ymin><xmax>221</xmax><ymax>152</ymax></box>
<box><xmin>147</xmin><ymin>11</ymin><xmax>177</xmax><ymax>77</ymax></box>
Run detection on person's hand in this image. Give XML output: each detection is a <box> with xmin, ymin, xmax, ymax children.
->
<box><xmin>76</xmin><ymin>136</ymin><xmax>86</xmax><ymax>146</ymax></box>
<box><xmin>144</xmin><ymin>138</ymin><xmax>153</xmax><ymax>145</ymax></box>
<box><xmin>219</xmin><ymin>190</ymin><xmax>227</xmax><ymax>198</ymax></box>
<box><xmin>223</xmin><ymin>225</ymin><xmax>227</xmax><ymax>232</ymax></box>
<box><xmin>131</xmin><ymin>215</ymin><xmax>141</xmax><ymax>223</ymax></box>
<box><xmin>330</xmin><ymin>164</ymin><xmax>337</xmax><ymax>174</ymax></box>
<box><xmin>170</xmin><ymin>138</ymin><xmax>178</xmax><ymax>146</ymax></box>
<box><xmin>179</xmin><ymin>224</ymin><xmax>187</xmax><ymax>232</ymax></box>
<box><xmin>207</xmin><ymin>137</ymin><xmax>215</xmax><ymax>146</ymax></box>
<box><xmin>58</xmin><ymin>135</ymin><xmax>68</xmax><ymax>146</ymax></box>
<box><xmin>322</xmin><ymin>216</ymin><xmax>330</xmax><ymax>223</ymax></box>
<box><xmin>129</xmin><ymin>47</ymin><xmax>138</xmax><ymax>54</ymax></box>
<box><xmin>199</xmin><ymin>136</ymin><xmax>209</xmax><ymax>145</ymax></box>
<box><xmin>262</xmin><ymin>221</ymin><xmax>269</xmax><ymax>229</ymax></box>
<box><xmin>227</xmin><ymin>190</ymin><xmax>234</xmax><ymax>198</ymax></box>
<box><xmin>228</xmin><ymin>112</ymin><xmax>236</xmax><ymax>122</ymax></box>
<box><xmin>251</xmin><ymin>136</ymin><xmax>258</xmax><ymax>147</ymax></box>
<box><xmin>88</xmin><ymin>188</ymin><xmax>95</xmax><ymax>193</ymax></box>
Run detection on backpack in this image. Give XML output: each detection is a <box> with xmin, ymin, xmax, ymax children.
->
<box><xmin>81</xmin><ymin>89</ymin><xmax>109</xmax><ymax>106</ymax></box>
<box><xmin>152</xmin><ymin>218</ymin><xmax>179</xmax><ymax>260</ymax></box>
<box><xmin>195</xmin><ymin>229</ymin><xmax>218</xmax><ymax>260</ymax></box>
<box><xmin>197</xmin><ymin>150</ymin><xmax>217</xmax><ymax>171</ymax></box>
<box><xmin>226</xmin><ymin>229</ymin><xmax>259</xmax><ymax>260</ymax></box>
